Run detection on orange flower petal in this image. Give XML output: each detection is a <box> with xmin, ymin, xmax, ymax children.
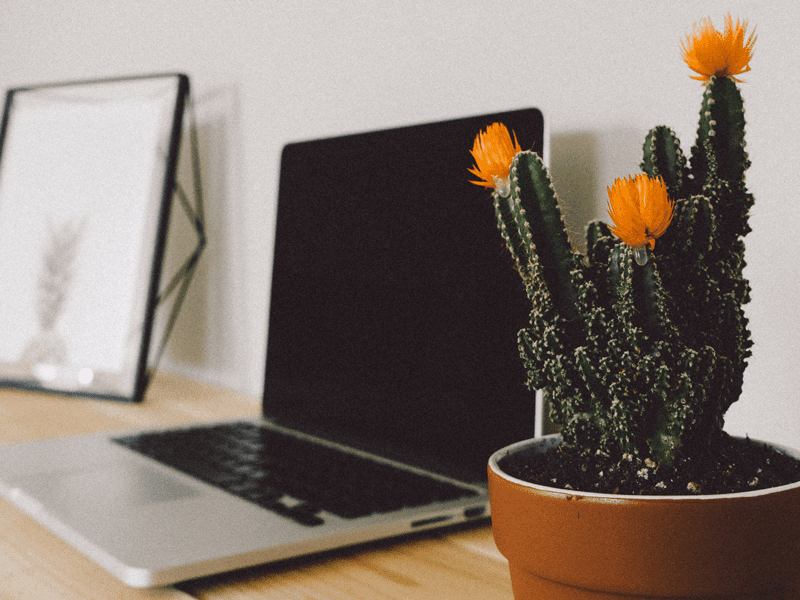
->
<box><xmin>681</xmin><ymin>14</ymin><xmax>756</xmax><ymax>83</ymax></box>
<box><xmin>468</xmin><ymin>122</ymin><xmax>522</xmax><ymax>189</ymax></box>
<box><xmin>607</xmin><ymin>174</ymin><xmax>674</xmax><ymax>250</ymax></box>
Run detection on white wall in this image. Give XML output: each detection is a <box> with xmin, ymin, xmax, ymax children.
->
<box><xmin>2</xmin><ymin>1</ymin><xmax>799</xmax><ymax>449</ymax></box>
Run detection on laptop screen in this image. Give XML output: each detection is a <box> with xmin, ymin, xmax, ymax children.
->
<box><xmin>264</xmin><ymin>109</ymin><xmax>544</xmax><ymax>483</ymax></box>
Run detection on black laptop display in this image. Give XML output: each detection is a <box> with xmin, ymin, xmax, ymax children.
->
<box><xmin>265</xmin><ymin>108</ymin><xmax>544</xmax><ymax>482</ymax></box>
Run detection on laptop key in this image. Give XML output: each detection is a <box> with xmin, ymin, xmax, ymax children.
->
<box><xmin>269</xmin><ymin>500</ymin><xmax>325</xmax><ymax>526</ymax></box>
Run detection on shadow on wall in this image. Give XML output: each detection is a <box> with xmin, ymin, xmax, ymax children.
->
<box><xmin>149</xmin><ymin>116</ymin><xmax>213</xmax><ymax>371</ymax></box>
<box><xmin>549</xmin><ymin>129</ymin><xmax>645</xmax><ymax>252</ymax></box>
<box><xmin>154</xmin><ymin>85</ymin><xmax>243</xmax><ymax>377</ymax></box>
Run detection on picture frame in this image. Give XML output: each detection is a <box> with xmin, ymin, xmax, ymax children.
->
<box><xmin>0</xmin><ymin>73</ymin><xmax>200</xmax><ymax>402</ymax></box>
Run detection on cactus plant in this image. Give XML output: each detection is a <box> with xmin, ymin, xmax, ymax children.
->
<box><xmin>469</xmin><ymin>15</ymin><xmax>757</xmax><ymax>469</ymax></box>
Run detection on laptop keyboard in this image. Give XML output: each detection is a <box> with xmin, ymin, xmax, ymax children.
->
<box><xmin>113</xmin><ymin>421</ymin><xmax>477</xmax><ymax>527</ymax></box>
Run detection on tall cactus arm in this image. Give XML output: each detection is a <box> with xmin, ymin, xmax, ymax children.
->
<box><xmin>690</xmin><ymin>76</ymin><xmax>750</xmax><ymax>187</ymax></box>
<box><xmin>507</xmin><ymin>151</ymin><xmax>581</xmax><ymax>328</ymax></box>
<box><xmin>632</xmin><ymin>254</ymin><xmax>671</xmax><ymax>342</ymax></box>
<box><xmin>607</xmin><ymin>244</ymin><xmax>670</xmax><ymax>346</ymax></box>
<box><xmin>492</xmin><ymin>191</ymin><xmax>531</xmax><ymax>281</ymax></box>
<box><xmin>641</xmin><ymin>126</ymin><xmax>687</xmax><ymax>200</ymax></box>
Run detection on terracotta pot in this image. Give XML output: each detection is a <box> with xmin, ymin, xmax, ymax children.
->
<box><xmin>488</xmin><ymin>435</ymin><xmax>800</xmax><ymax>599</ymax></box>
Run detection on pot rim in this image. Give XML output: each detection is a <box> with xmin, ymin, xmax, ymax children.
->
<box><xmin>489</xmin><ymin>433</ymin><xmax>800</xmax><ymax>501</ymax></box>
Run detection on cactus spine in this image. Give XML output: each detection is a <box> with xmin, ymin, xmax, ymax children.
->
<box><xmin>492</xmin><ymin>74</ymin><xmax>753</xmax><ymax>467</ymax></box>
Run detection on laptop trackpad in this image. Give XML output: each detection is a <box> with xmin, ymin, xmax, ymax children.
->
<box><xmin>14</xmin><ymin>462</ymin><xmax>199</xmax><ymax>514</ymax></box>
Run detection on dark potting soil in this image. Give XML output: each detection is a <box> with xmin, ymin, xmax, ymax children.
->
<box><xmin>499</xmin><ymin>434</ymin><xmax>800</xmax><ymax>495</ymax></box>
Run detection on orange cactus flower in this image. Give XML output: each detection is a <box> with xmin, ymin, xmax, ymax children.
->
<box><xmin>468</xmin><ymin>122</ymin><xmax>522</xmax><ymax>194</ymax></box>
<box><xmin>606</xmin><ymin>174</ymin><xmax>674</xmax><ymax>263</ymax></box>
<box><xmin>681</xmin><ymin>14</ymin><xmax>756</xmax><ymax>83</ymax></box>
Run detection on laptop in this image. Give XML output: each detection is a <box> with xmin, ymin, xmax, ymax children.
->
<box><xmin>0</xmin><ymin>107</ymin><xmax>545</xmax><ymax>588</ymax></box>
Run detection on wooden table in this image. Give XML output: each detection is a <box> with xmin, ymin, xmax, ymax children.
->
<box><xmin>0</xmin><ymin>372</ymin><xmax>513</xmax><ymax>599</ymax></box>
